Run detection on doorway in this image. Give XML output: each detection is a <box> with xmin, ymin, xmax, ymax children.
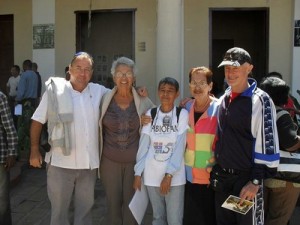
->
<box><xmin>0</xmin><ymin>15</ymin><xmax>14</xmax><ymax>94</ymax></box>
<box><xmin>76</xmin><ymin>10</ymin><xmax>135</xmax><ymax>88</ymax></box>
<box><xmin>210</xmin><ymin>9</ymin><xmax>269</xmax><ymax>96</ymax></box>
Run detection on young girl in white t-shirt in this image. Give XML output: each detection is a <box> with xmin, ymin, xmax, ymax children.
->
<box><xmin>134</xmin><ymin>77</ymin><xmax>189</xmax><ymax>225</ymax></box>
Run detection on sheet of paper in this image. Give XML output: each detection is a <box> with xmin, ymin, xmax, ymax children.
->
<box><xmin>221</xmin><ymin>195</ymin><xmax>254</xmax><ymax>215</ymax></box>
<box><xmin>129</xmin><ymin>182</ymin><xmax>149</xmax><ymax>225</ymax></box>
<box><xmin>14</xmin><ymin>104</ymin><xmax>22</xmax><ymax>115</ymax></box>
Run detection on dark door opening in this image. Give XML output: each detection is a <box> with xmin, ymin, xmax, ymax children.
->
<box><xmin>210</xmin><ymin>9</ymin><xmax>269</xmax><ymax>96</ymax></box>
<box><xmin>76</xmin><ymin>10</ymin><xmax>135</xmax><ymax>88</ymax></box>
<box><xmin>0</xmin><ymin>15</ymin><xmax>14</xmax><ymax>94</ymax></box>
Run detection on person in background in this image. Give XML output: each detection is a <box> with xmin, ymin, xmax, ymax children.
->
<box><xmin>30</xmin><ymin>52</ymin><xmax>110</xmax><ymax>225</ymax></box>
<box><xmin>259</xmin><ymin>76</ymin><xmax>300</xmax><ymax>225</ymax></box>
<box><xmin>99</xmin><ymin>57</ymin><xmax>154</xmax><ymax>225</ymax></box>
<box><xmin>16</xmin><ymin>59</ymin><xmax>38</xmax><ymax>156</ymax></box>
<box><xmin>32</xmin><ymin>62</ymin><xmax>42</xmax><ymax>104</ymax></box>
<box><xmin>183</xmin><ymin>67</ymin><xmax>218</xmax><ymax>225</ymax></box>
<box><xmin>265</xmin><ymin>71</ymin><xmax>300</xmax><ymax>130</ymax></box>
<box><xmin>213</xmin><ymin>47</ymin><xmax>279</xmax><ymax>225</ymax></box>
<box><xmin>6</xmin><ymin>65</ymin><xmax>21</xmax><ymax>127</ymax></box>
<box><xmin>6</xmin><ymin>65</ymin><xmax>21</xmax><ymax>106</ymax></box>
<box><xmin>0</xmin><ymin>90</ymin><xmax>18</xmax><ymax>225</ymax></box>
<box><xmin>16</xmin><ymin>60</ymin><xmax>38</xmax><ymax>106</ymax></box>
<box><xmin>134</xmin><ymin>77</ymin><xmax>189</xmax><ymax>225</ymax></box>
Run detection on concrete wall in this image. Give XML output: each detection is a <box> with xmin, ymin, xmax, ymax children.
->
<box><xmin>268</xmin><ymin>0</ymin><xmax>294</xmax><ymax>84</ymax></box>
<box><xmin>32</xmin><ymin>0</ymin><xmax>55</xmax><ymax>91</ymax></box>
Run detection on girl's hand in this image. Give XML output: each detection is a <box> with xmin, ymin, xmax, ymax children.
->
<box><xmin>133</xmin><ymin>176</ymin><xmax>142</xmax><ymax>191</ymax></box>
<box><xmin>160</xmin><ymin>174</ymin><xmax>172</xmax><ymax>195</ymax></box>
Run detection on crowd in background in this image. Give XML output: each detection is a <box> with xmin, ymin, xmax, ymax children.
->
<box><xmin>1</xmin><ymin>59</ymin><xmax>42</xmax><ymax>224</ymax></box>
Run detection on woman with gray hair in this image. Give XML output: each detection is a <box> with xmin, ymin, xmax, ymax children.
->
<box><xmin>99</xmin><ymin>57</ymin><xmax>154</xmax><ymax>225</ymax></box>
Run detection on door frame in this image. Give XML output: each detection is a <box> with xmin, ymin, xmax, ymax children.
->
<box><xmin>209</xmin><ymin>8</ymin><xmax>269</xmax><ymax>96</ymax></box>
<box><xmin>75</xmin><ymin>8</ymin><xmax>136</xmax><ymax>60</ymax></box>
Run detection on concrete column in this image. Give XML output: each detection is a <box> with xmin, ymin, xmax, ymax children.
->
<box><xmin>291</xmin><ymin>0</ymin><xmax>300</xmax><ymax>97</ymax></box>
<box><xmin>156</xmin><ymin>0</ymin><xmax>184</xmax><ymax>103</ymax></box>
<box><xmin>32</xmin><ymin>0</ymin><xmax>55</xmax><ymax>92</ymax></box>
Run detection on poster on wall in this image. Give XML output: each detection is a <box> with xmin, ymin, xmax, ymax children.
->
<box><xmin>295</xmin><ymin>20</ymin><xmax>300</xmax><ymax>47</ymax></box>
<box><xmin>33</xmin><ymin>24</ymin><xmax>54</xmax><ymax>49</ymax></box>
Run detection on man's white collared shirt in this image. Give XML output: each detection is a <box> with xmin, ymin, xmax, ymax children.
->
<box><xmin>32</xmin><ymin>82</ymin><xmax>109</xmax><ymax>169</ymax></box>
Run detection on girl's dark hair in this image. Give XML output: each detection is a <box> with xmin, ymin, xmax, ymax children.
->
<box><xmin>259</xmin><ymin>77</ymin><xmax>290</xmax><ymax>106</ymax></box>
<box><xmin>158</xmin><ymin>77</ymin><xmax>179</xmax><ymax>92</ymax></box>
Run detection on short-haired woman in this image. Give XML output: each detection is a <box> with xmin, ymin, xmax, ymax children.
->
<box><xmin>99</xmin><ymin>57</ymin><xmax>154</xmax><ymax>225</ymax></box>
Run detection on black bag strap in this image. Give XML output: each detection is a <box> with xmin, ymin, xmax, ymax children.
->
<box><xmin>176</xmin><ymin>107</ymin><xmax>182</xmax><ymax>123</ymax></box>
<box><xmin>276</xmin><ymin>107</ymin><xmax>290</xmax><ymax>121</ymax></box>
<box><xmin>150</xmin><ymin>107</ymin><xmax>157</xmax><ymax>125</ymax></box>
<box><xmin>151</xmin><ymin>107</ymin><xmax>182</xmax><ymax>125</ymax></box>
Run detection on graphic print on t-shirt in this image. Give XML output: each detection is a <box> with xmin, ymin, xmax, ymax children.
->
<box><xmin>153</xmin><ymin>140</ymin><xmax>174</xmax><ymax>162</ymax></box>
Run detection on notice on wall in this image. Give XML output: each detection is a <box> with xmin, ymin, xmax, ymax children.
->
<box><xmin>33</xmin><ymin>24</ymin><xmax>54</xmax><ymax>49</ymax></box>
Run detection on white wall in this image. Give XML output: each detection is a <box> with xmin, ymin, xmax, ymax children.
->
<box><xmin>292</xmin><ymin>0</ymin><xmax>300</xmax><ymax>98</ymax></box>
<box><xmin>32</xmin><ymin>0</ymin><xmax>55</xmax><ymax>93</ymax></box>
<box><xmin>156</xmin><ymin>0</ymin><xmax>184</xmax><ymax>102</ymax></box>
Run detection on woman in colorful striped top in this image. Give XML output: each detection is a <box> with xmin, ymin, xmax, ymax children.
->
<box><xmin>183</xmin><ymin>67</ymin><xmax>219</xmax><ymax>225</ymax></box>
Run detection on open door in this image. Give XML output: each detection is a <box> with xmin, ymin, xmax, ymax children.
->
<box><xmin>210</xmin><ymin>9</ymin><xmax>269</xmax><ymax>96</ymax></box>
<box><xmin>76</xmin><ymin>10</ymin><xmax>135</xmax><ymax>88</ymax></box>
<box><xmin>0</xmin><ymin>15</ymin><xmax>14</xmax><ymax>94</ymax></box>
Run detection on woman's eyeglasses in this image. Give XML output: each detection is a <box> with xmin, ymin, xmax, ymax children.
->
<box><xmin>189</xmin><ymin>80</ymin><xmax>208</xmax><ymax>88</ymax></box>
<box><xmin>114</xmin><ymin>71</ymin><xmax>134</xmax><ymax>78</ymax></box>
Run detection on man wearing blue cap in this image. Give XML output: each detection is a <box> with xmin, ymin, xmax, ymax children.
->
<box><xmin>211</xmin><ymin>47</ymin><xmax>280</xmax><ymax>225</ymax></box>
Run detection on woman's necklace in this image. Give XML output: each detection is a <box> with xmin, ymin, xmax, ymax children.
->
<box><xmin>194</xmin><ymin>97</ymin><xmax>210</xmax><ymax>112</ymax></box>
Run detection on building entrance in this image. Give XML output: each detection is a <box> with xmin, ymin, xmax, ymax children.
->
<box><xmin>210</xmin><ymin>9</ymin><xmax>269</xmax><ymax>96</ymax></box>
<box><xmin>76</xmin><ymin>10</ymin><xmax>135</xmax><ymax>88</ymax></box>
<box><xmin>0</xmin><ymin>15</ymin><xmax>14</xmax><ymax>94</ymax></box>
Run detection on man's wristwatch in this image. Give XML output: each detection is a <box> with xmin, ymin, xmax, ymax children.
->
<box><xmin>251</xmin><ymin>179</ymin><xmax>261</xmax><ymax>186</ymax></box>
<box><xmin>165</xmin><ymin>173</ymin><xmax>173</xmax><ymax>178</ymax></box>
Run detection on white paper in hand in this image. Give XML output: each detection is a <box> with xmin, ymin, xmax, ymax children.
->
<box><xmin>14</xmin><ymin>104</ymin><xmax>22</xmax><ymax>115</ymax></box>
<box><xmin>129</xmin><ymin>181</ymin><xmax>149</xmax><ymax>225</ymax></box>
